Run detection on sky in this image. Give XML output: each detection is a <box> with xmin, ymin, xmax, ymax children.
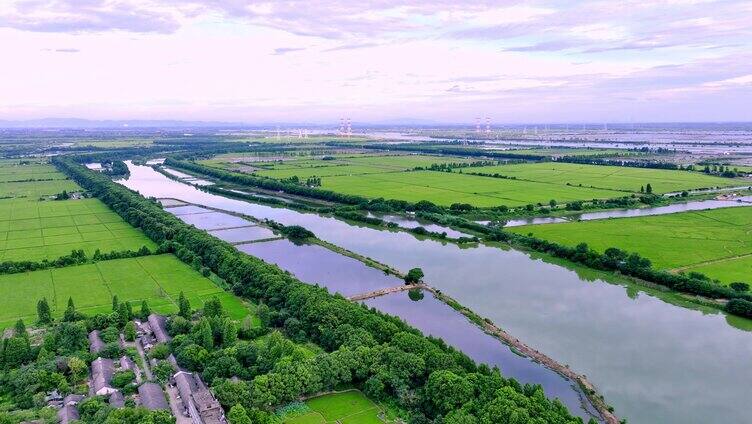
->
<box><xmin>0</xmin><ymin>0</ymin><xmax>751</xmax><ymax>124</ymax></box>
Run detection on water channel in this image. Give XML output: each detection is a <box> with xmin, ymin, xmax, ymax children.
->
<box><xmin>117</xmin><ymin>162</ymin><xmax>752</xmax><ymax>424</ymax></box>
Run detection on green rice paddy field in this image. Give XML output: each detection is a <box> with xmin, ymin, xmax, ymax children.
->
<box><xmin>0</xmin><ymin>198</ymin><xmax>156</xmax><ymax>261</ymax></box>
<box><xmin>320</xmin><ymin>170</ymin><xmax>623</xmax><ymax>207</ymax></box>
<box><xmin>0</xmin><ymin>254</ymin><xmax>250</xmax><ymax>328</ymax></box>
<box><xmin>283</xmin><ymin>391</ymin><xmax>386</xmax><ymax>424</ymax></box>
<box><xmin>510</xmin><ymin>206</ymin><xmax>752</xmax><ymax>284</ymax></box>
<box><xmin>468</xmin><ymin>162</ymin><xmax>740</xmax><ymax>194</ymax></box>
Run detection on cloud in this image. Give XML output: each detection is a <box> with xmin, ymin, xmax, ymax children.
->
<box><xmin>323</xmin><ymin>42</ymin><xmax>380</xmax><ymax>52</ymax></box>
<box><xmin>273</xmin><ymin>47</ymin><xmax>305</xmax><ymax>55</ymax></box>
<box><xmin>0</xmin><ymin>1</ymin><xmax>181</xmax><ymax>34</ymax></box>
<box><xmin>42</xmin><ymin>48</ymin><xmax>80</xmax><ymax>53</ymax></box>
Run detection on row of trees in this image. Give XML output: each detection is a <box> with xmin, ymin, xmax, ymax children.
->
<box><xmin>0</xmin><ymin>246</ymin><xmax>153</xmax><ymax>276</ymax></box>
<box><xmin>54</xmin><ymin>156</ymin><xmax>592</xmax><ymax>423</ymax></box>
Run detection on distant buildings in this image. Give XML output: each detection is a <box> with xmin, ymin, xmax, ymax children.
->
<box><xmin>88</xmin><ymin>330</ymin><xmax>105</xmax><ymax>354</ymax></box>
<box><xmin>148</xmin><ymin>314</ymin><xmax>171</xmax><ymax>344</ymax></box>
<box><xmin>138</xmin><ymin>382</ymin><xmax>169</xmax><ymax>411</ymax></box>
<box><xmin>173</xmin><ymin>371</ymin><xmax>227</xmax><ymax>424</ymax></box>
<box><xmin>90</xmin><ymin>357</ymin><xmax>116</xmax><ymax>396</ymax></box>
<box><xmin>57</xmin><ymin>394</ymin><xmax>85</xmax><ymax>424</ymax></box>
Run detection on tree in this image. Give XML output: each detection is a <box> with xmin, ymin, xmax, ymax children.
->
<box><xmin>404</xmin><ymin>268</ymin><xmax>424</xmax><ymax>285</ymax></box>
<box><xmin>425</xmin><ymin>370</ymin><xmax>473</xmax><ymax>415</ymax></box>
<box><xmin>646</xmin><ymin>183</ymin><xmax>653</xmax><ymax>194</ymax></box>
<box><xmin>549</xmin><ymin>199</ymin><xmax>557</xmax><ymax>208</ymax></box>
<box><xmin>153</xmin><ymin>361</ymin><xmax>174</xmax><ymax>383</ymax></box>
<box><xmin>112</xmin><ymin>295</ymin><xmax>120</xmax><ymax>312</ymax></box>
<box><xmin>37</xmin><ymin>298</ymin><xmax>52</xmax><ymax>325</ymax></box>
<box><xmin>193</xmin><ymin>319</ymin><xmax>214</xmax><ymax>350</ymax></box>
<box><xmin>68</xmin><ymin>356</ymin><xmax>85</xmax><ymax>384</ymax></box>
<box><xmin>117</xmin><ymin>302</ymin><xmax>131</xmax><ymax>328</ymax></box>
<box><xmin>204</xmin><ymin>296</ymin><xmax>223</xmax><ymax>318</ymax></box>
<box><xmin>124</xmin><ymin>321</ymin><xmax>137</xmax><ymax>341</ymax></box>
<box><xmin>228</xmin><ymin>404</ymin><xmax>252</xmax><ymax>424</ymax></box>
<box><xmin>63</xmin><ymin>297</ymin><xmax>76</xmax><ymax>322</ymax></box>
<box><xmin>730</xmin><ymin>282</ymin><xmax>749</xmax><ymax>292</ymax></box>
<box><xmin>178</xmin><ymin>292</ymin><xmax>191</xmax><ymax>319</ymax></box>
<box><xmin>140</xmin><ymin>300</ymin><xmax>151</xmax><ymax>320</ymax></box>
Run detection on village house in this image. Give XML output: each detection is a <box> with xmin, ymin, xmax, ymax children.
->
<box><xmin>90</xmin><ymin>357</ymin><xmax>116</xmax><ymax>396</ymax></box>
<box><xmin>138</xmin><ymin>382</ymin><xmax>169</xmax><ymax>411</ymax></box>
<box><xmin>172</xmin><ymin>371</ymin><xmax>227</xmax><ymax>424</ymax></box>
<box><xmin>88</xmin><ymin>330</ymin><xmax>105</xmax><ymax>354</ymax></box>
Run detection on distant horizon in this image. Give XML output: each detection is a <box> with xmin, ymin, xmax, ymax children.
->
<box><xmin>1</xmin><ymin>117</ymin><xmax>752</xmax><ymax>130</ymax></box>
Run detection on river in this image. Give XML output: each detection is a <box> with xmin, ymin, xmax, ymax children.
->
<box><xmin>117</xmin><ymin>162</ymin><xmax>752</xmax><ymax>424</ymax></box>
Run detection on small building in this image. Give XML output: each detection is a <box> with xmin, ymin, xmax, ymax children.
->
<box><xmin>57</xmin><ymin>404</ymin><xmax>79</xmax><ymax>424</ymax></box>
<box><xmin>63</xmin><ymin>394</ymin><xmax>85</xmax><ymax>406</ymax></box>
<box><xmin>90</xmin><ymin>357</ymin><xmax>116</xmax><ymax>396</ymax></box>
<box><xmin>88</xmin><ymin>330</ymin><xmax>105</xmax><ymax>354</ymax></box>
<box><xmin>120</xmin><ymin>355</ymin><xmax>136</xmax><ymax>371</ymax></box>
<box><xmin>109</xmin><ymin>390</ymin><xmax>125</xmax><ymax>408</ymax></box>
<box><xmin>44</xmin><ymin>390</ymin><xmax>63</xmax><ymax>408</ymax></box>
<box><xmin>138</xmin><ymin>382</ymin><xmax>169</xmax><ymax>411</ymax></box>
<box><xmin>173</xmin><ymin>371</ymin><xmax>226</xmax><ymax>424</ymax></box>
<box><xmin>148</xmin><ymin>314</ymin><xmax>171</xmax><ymax>344</ymax></box>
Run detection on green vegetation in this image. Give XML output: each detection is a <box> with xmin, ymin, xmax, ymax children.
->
<box><xmin>0</xmin><ymin>254</ymin><xmax>249</xmax><ymax>328</ymax></box>
<box><xmin>320</xmin><ymin>170</ymin><xmax>621</xmax><ymax>207</ymax></box>
<box><xmin>282</xmin><ymin>391</ymin><xmax>386</xmax><ymax>424</ymax></box>
<box><xmin>0</xmin><ymin>198</ymin><xmax>156</xmax><ymax>261</ymax></box>
<box><xmin>468</xmin><ymin>162</ymin><xmax>740</xmax><ymax>193</ymax></box>
<box><xmin>509</xmin><ymin>206</ymin><xmax>752</xmax><ymax>285</ymax></box>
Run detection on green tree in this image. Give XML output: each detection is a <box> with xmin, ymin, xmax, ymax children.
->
<box><xmin>425</xmin><ymin>370</ymin><xmax>473</xmax><ymax>415</ymax></box>
<box><xmin>228</xmin><ymin>404</ymin><xmax>252</xmax><ymax>424</ymax></box>
<box><xmin>404</xmin><ymin>267</ymin><xmax>425</xmax><ymax>284</ymax></box>
<box><xmin>37</xmin><ymin>298</ymin><xmax>52</xmax><ymax>325</ymax></box>
<box><xmin>68</xmin><ymin>356</ymin><xmax>87</xmax><ymax>384</ymax></box>
<box><xmin>153</xmin><ymin>361</ymin><xmax>174</xmax><ymax>383</ymax></box>
<box><xmin>112</xmin><ymin>295</ymin><xmax>120</xmax><ymax>312</ymax></box>
<box><xmin>140</xmin><ymin>300</ymin><xmax>151</xmax><ymax>320</ymax></box>
<box><xmin>549</xmin><ymin>199</ymin><xmax>557</xmax><ymax>208</ymax></box>
<box><xmin>730</xmin><ymin>282</ymin><xmax>749</xmax><ymax>292</ymax></box>
<box><xmin>193</xmin><ymin>319</ymin><xmax>213</xmax><ymax>350</ymax></box>
<box><xmin>646</xmin><ymin>183</ymin><xmax>653</xmax><ymax>194</ymax></box>
<box><xmin>178</xmin><ymin>291</ymin><xmax>191</xmax><ymax>319</ymax></box>
<box><xmin>63</xmin><ymin>297</ymin><xmax>76</xmax><ymax>322</ymax></box>
<box><xmin>124</xmin><ymin>321</ymin><xmax>137</xmax><ymax>341</ymax></box>
<box><xmin>117</xmin><ymin>302</ymin><xmax>131</xmax><ymax>328</ymax></box>
<box><xmin>204</xmin><ymin>296</ymin><xmax>223</xmax><ymax>318</ymax></box>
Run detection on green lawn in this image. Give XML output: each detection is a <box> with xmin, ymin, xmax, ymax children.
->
<box><xmin>283</xmin><ymin>391</ymin><xmax>384</xmax><ymax>424</ymax></box>
<box><xmin>509</xmin><ymin>206</ymin><xmax>752</xmax><ymax>284</ymax></box>
<box><xmin>0</xmin><ymin>254</ymin><xmax>251</xmax><ymax>328</ymax></box>
<box><xmin>468</xmin><ymin>162</ymin><xmax>740</xmax><ymax>194</ymax></box>
<box><xmin>320</xmin><ymin>170</ymin><xmax>623</xmax><ymax>207</ymax></box>
<box><xmin>0</xmin><ymin>198</ymin><xmax>156</xmax><ymax>261</ymax></box>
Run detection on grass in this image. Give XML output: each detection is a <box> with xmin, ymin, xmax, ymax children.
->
<box><xmin>208</xmin><ymin>154</ymin><xmax>473</xmax><ymax>180</ymax></box>
<box><xmin>0</xmin><ymin>254</ymin><xmax>252</xmax><ymax>329</ymax></box>
<box><xmin>0</xmin><ymin>198</ymin><xmax>157</xmax><ymax>261</ymax></box>
<box><xmin>283</xmin><ymin>391</ymin><xmax>385</xmax><ymax>424</ymax></box>
<box><xmin>320</xmin><ymin>170</ymin><xmax>624</xmax><ymax>207</ymax></box>
<box><xmin>509</xmin><ymin>206</ymin><xmax>752</xmax><ymax>284</ymax></box>
<box><xmin>468</xmin><ymin>162</ymin><xmax>741</xmax><ymax>194</ymax></box>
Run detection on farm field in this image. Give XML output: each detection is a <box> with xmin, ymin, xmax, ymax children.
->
<box><xmin>0</xmin><ymin>254</ymin><xmax>251</xmax><ymax>328</ymax></box>
<box><xmin>0</xmin><ymin>198</ymin><xmax>156</xmax><ymax>261</ymax></box>
<box><xmin>468</xmin><ymin>162</ymin><xmax>741</xmax><ymax>194</ymax></box>
<box><xmin>509</xmin><ymin>206</ymin><xmax>752</xmax><ymax>284</ymax></box>
<box><xmin>283</xmin><ymin>390</ymin><xmax>385</xmax><ymax>424</ymax></box>
<box><xmin>207</xmin><ymin>154</ymin><xmax>474</xmax><ymax>180</ymax></box>
<box><xmin>320</xmin><ymin>170</ymin><xmax>623</xmax><ymax>207</ymax></box>
<box><xmin>498</xmin><ymin>148</ymin><xmax>628</xmax><ymax>157</ymax></box>
<box><xmin>0</xmin><ymin>160</ymin><xmax>79</xmax><ymax>198</ymax></box>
